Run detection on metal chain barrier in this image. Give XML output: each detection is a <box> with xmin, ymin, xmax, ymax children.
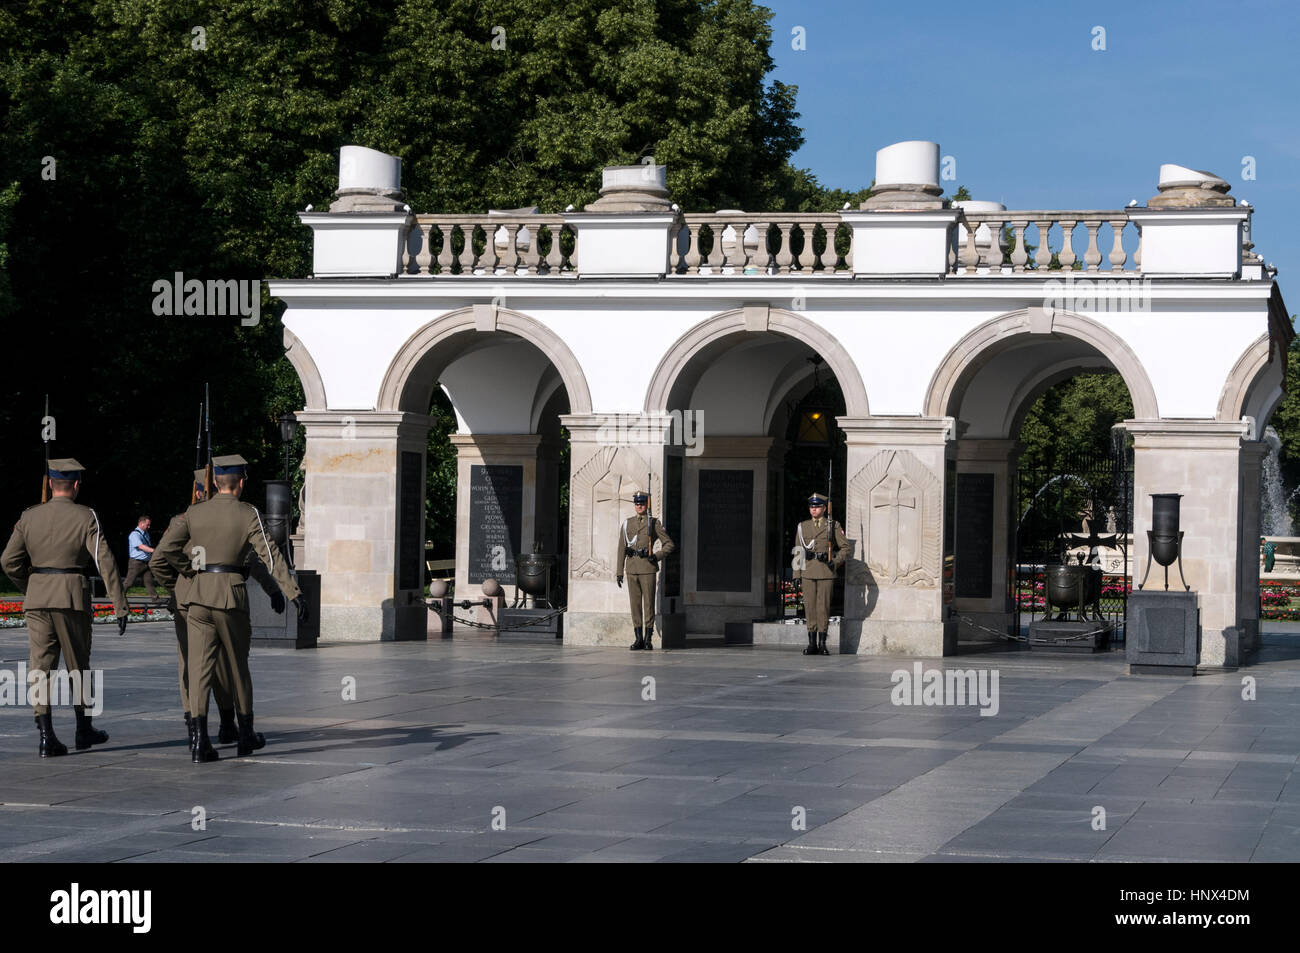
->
<box><xmin>950</xmin><ymin>612</ymin><xmax>1113</xmax><ymax>644</ymax></box>
<box><xmin>438</xmin><ymin>604</ymin><xmax>567</xmax><ymax>632</ymax></box>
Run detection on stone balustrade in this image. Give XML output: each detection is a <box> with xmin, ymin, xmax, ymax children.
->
<box><xmin>672</xmin><ymin>213</ymin><xmax>852</xmax><ymax>276</ymax></box>
<box><xmin>950</xmin><ymin>210</ymin><xmax>1141</xmax><ymax>274</ymax></box>
<box><xmin>403</xmin><ymin>215</ymin><xmax>578</xmax><ymax>276</ymax></box>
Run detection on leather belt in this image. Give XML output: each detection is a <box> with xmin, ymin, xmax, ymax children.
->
<box><xmin>199</xmin><ymin>564</ymin><xmax>248</xmax><ymax>576</ymax></box>
<box><xmin>32</xmin><ymin>567</ymin><xmax>82</xmax><ymax>574</ymax></box>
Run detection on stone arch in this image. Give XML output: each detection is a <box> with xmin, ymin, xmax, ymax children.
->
<box><xmin>1218</xmin><ymin>333</ymin><xmax>1284</xmax><ymax>428</ymax></box>
<box><xmin>924</xmin><ymin>309</ymin><xmax>1159</xmax><ymax>423</ymax></box>
<box><xmin>643</xmin><ymin>308</ymin><xmax>869</xmax><ymax>416</ymax></box>
<box><xmin>377</xmin><ymin>307</ymin><xmax>593</xmax><ymax>415</ymax></box>
<box><xmin>284</xmin><ymin>327</ymin><xmax>328</xmax><ymax>409</ymax></box>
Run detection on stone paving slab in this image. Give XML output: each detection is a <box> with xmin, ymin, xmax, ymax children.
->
<box><xmin>2</xmin><ymin>622</ymin><xmax>1300</xmax><ymax>862</ymax></box>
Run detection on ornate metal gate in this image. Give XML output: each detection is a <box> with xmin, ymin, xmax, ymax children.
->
<box><xmin>1013</xmin><ymin>441</ymin><xmax>1134</xmax><ymax>642</ymax></box>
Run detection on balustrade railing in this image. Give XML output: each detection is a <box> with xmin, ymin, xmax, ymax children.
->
<box><xmin>402</xmin><ymin>215</ymin><xmax>577</xmax><ymax>275</ymax></box>
<box><xmin>671</xmin><ymin>213</ymin><xmax>852</xmax><ymax>276</ymax></box>
<box><xmin>950</xmin><ymin>211</ymin><xmax>1141</xmax><ymax>275</ymax></box>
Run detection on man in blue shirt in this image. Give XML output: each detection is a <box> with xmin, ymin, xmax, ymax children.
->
<box><xmin>123</xmin><ymin>515</ymin><xmax>160</xmax><ymax>598</ymax></box>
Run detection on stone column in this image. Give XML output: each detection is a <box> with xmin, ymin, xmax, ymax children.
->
<box><xmin>1126</xmin><ymin>420</ymin><xmax>1251</xmax><ymax>669</ymax></box>
<box><xmin>681</xmin><ymin>435</ymin><xmax>776</xmax><ymax>632</ymax></box>
<box><xmin>561</xmin><ymin>413</ymin><xmax>667</xmax><ymax>645</ymax></box>
<box><xmin>838</xmin><ymin>417</ymin><xmax>956</xmax><ymax>656</ymax></box>
<box><xmin>297</xmin><ymin>410</ymin><xmax>432</xmax><ymax>642</ymax></box>
<box><xmin>450</xmin><ymin>434</ymin><xmax>542</xmax><ymax>609</ymax></box>
<box><xmin>951</xmin><ymin>438</ymin><xmax>1019</xmax><ymax>642</ymax></box>
<box><xmin>1237</xmin><ymin>440</ymin><xmax>1267</xmax><ymax>656</ymax></box>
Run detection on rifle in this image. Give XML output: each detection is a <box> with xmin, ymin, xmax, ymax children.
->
<box><xmin>203</xmin><ymin>383</ymin><xmax>214</xmax><ymax>498</ymax></box>
<box><xmin>827</xmin><ymin>457</ymin><xmax>837</xmax><ymax>565</ymax></box>
<box><xmin>191</xmin><ymin>402</ymin><xmax>203</xmax><ymax>503</ymax></box>
<box><xmin>40</xmin><ymin>394</ymin><xmax>51</xmax><ymax>502</ymax></box>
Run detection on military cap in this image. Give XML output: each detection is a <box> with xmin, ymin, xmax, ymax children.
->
<box><xmin>632</xmin><ymin>492</ymin><xmax>649</xmax><ymax>504</ymax></box>
<box><xmin>47</xmin><ymin>458</ymin><xmax>85</xmax><ymax>479</ymax></box>
<box><xmin>212</xmin><ymin>454</ymin><xmax>248</xmax><ymax>476</ymax></box>
<box><xmin>807</xmin><ymin>493</ymin><xmax>828</xmax><ymax>506</ymax></box>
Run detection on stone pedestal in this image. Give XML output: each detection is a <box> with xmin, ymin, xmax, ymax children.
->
<box><xmin>838</xmin><ymin>417</ymin><xmax>957</xmax><ymax>656</ymax></box>
<box><xmin>297</xmin><ymin>411</ymin><xmax>431</xmax><ymax>642</ymax></box>
<box><xmin>1125</xmin><ymin>419</ymin><xmax>1251</xmax><ymax>669</ymax></box>
<box><xmin>1127</xmin><ymin>589</ymin><xmax>1200</xmax><ymax>675</ymax></box>
<box><xmin>951</xmin><ymin>438</ymin><xmax>1017</xmax><ymax>642</ymax></box>
<box><xmin>561</xmin><ymin>414</ymin><xmax>668</xmax><ymax>646</ymax></box>
<box><xmin>248</xmin><ymin>569</ymin><xmax>320</xmax><ymax>649</ymax></box>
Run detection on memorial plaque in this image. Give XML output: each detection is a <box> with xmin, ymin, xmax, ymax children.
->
<box><xmin>468</xmin><ymin>465</ymin><xmax>523</xmax><ymax>585</ymax></box>
<box><xmin>955</xmin><ymin>472</ymin><xmax>995</xmax><ymax>599</ymax></box>
<box><xmin>665</xmin><ymin>455</ymin><xmax>683</xmax><ymax>597</ymax></box>
<box><xmin>697</xmin><ymin>469</ymin><xmax>753</xmax><ymax>592</ymax></box>
<box><xmin>398</xmin><ymin>452</ymin><xmax>423</xmax><ymax>591</ymax></box>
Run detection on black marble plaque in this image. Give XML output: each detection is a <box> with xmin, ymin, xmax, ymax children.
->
<box><xmin>955</xmin><ymin>473</ymin><xmax>995</xmax><ymax>599</ymax></box>
<box><xmin>468</xmin><ymin>465</ymin><xmax>523</xmax><ymax>585</ymax></box>
<box><xmin>665</xmin><ymin>454</ymin><xmax>683</xmax><ymax>597</ymax></box>
<box><xmin>398</xmin><ymin>451</ymin><xmax>423</xmax><ymax>591</ymax></box>
<box><xmin>697</xmin><ymin>469</ymin><xmax>753</xmax><ymax>592</ymax></box>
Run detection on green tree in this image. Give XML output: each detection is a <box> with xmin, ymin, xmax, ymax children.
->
<box><xmin>1018</xmin><ymin>373</ymin><xmax>1135</xmax><ymax>472</ymax></box>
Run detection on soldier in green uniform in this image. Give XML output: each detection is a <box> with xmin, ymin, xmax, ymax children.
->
<box><xmin>1</xmin><ymin>458</ymin><xmax>127</xmax><ymax>756</ymax></box>
<box><xmin>795</xmin><ymin>492</ymin><xmax>846</xmax><ymax>656</ymax></box>
<box><xmin>149</xmin><ymin>469</ymin><xmax>241</xmax><ymax>750</ymax></box>
<box><xmin>152</xmin><ymin>454</ymin><xmax>304</xmax><ymax>762</ymax></box>
<box><xmin>616</xmin><ymin>491</ymin><xmax>675</xmax><ymax>651</ymax></box>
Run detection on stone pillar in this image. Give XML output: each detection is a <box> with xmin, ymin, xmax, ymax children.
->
<box><xmin>561</xmin><ymin>414</ymin><xmax>667</xmax><ymax>645</ymax></box>
<box><xmin>1126</xmin><ymin>420</ymin><xmax>1251</xmax><ymax>669</ymax></box>
<box><xmin>450</xmin><ymin>434</ymin><xmax>542</xmax><ymax>608</ymax></box>
<box><xmin>951</xmin><ymin>438</ymin><xmax>1019</xmax><ymax>642</ymax></box>
<box><xmin>1237</xmin><ymin>440</ymin><xmax>1267</xmax><ymax>656</ymax></box>
<box><xmin>681</xmin><ymin>435</ymin><xmax>777</xmax><ymax>632</ymax></box>
<box><xmin>838</xmin><ymin>417</ymin><xmax>956</xmax><ymax>656</ymax></box>
<box><xmin>297</xmin><ymin>410</ymin><xmax>432</xmax><ymax>642</ymax></box>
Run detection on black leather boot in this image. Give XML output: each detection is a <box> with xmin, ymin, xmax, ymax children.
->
<box><xmin>191</xmin><ymin>715</ymin><xmax>219</xmax><ymax>763</ymax></box>
<box><xmin>802</xmin><ymin>627</ymin><xmax>817</xmax><ymax>655</ymax></box>
<box><xmin>183</xmin><ymin>711</ymin><xmax>193</xmax><ymax>743</ymax></box>
<box><xmin>217</xmin><ymin>707</ymin><xmax>239</xmax><ymax>745</ymax></box>
<box><xmin>236</xmin><ymin>711</ymin><xmax>266</xmax><ymax>757</ymax></box>
<box><xmin>36</xmin><ymin>714</ymin><xmax>67</xmax><ymax>758</ymax></box>
<box><xmin>630</xmin><ymin>626</ymin><xmax>644</xmax><ymax>651</ymax></box>
<box><xmin>643</xmin><ymin>626</ymin><xmax>654</xmax><ymax>651</ymax></box>
<box><xmin>818</xmin><ymin>631</ymin><xmax>831</xmax><ymax>656</ymax></box>
<box><xmin>73</xmin><ymin>706</ymin><xmax>108</xmax><ymax>750</ymax></box>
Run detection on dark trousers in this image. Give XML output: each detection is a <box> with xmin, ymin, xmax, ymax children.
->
<box><xmin>122</xmin><ymin>559</ymin><xmax>157</xmax><ymax>597</ymax></box>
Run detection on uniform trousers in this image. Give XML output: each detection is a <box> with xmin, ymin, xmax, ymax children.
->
<box><xmin>627</xmin><ymin>573</ymin><xmax>658</xmax><ymax>628</ymax></box>
<box><xmin>26</xmin><ymin>608</ymin><xmax>93</xmax><ymax>715</ymax></box>
<box><xmin>185</xmin><ymin>605</ymin><xmax>253</xmax><ymax>718</ymax></box>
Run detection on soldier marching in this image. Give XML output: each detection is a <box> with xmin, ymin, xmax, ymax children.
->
<box><xmin>2</xmin><ymin>458</ymin><xmax>127</xmax><ymax>756</ymax></box>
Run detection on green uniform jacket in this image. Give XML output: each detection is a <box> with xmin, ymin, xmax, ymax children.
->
<box><xmin>1</xmin><ymin>497</ymin><xmax>126</xmax><ymax>613</ymax></box>
<box><xmin>615</xmin><ymin>514</ymin><xmax>675</xmax><ymax>576</ymax></box>
<box><xmin>795</xmin><ymin>517</ymin><xmax>847</xmax><ymax>580</ymax></box>
<box><xmin>151</xmin><ymin>494</ymin><xmax>300</xmax><ymax>610</ymax></box>
<box><xmin>149</xmin><ymin>513</ymin><xmax>192</xmax><ymax>604</ymax></box>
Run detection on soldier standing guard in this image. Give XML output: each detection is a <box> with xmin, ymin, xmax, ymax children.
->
<box><xmin>1</xmin><ymin>458</ymin><xmax>127</xmax><ymax>756</ymax></box>
<box><xmin>152</xmin><ymin>454</ymin><xmax>304</xmax><ymax>763</ymax></box>
<box><xmin>795</xmin><ymin>492</ymin><xmax>846</xmax><ymax>656</ymax></box>
<box><xmin>616</xmin><ymin>491</ymin><xmax>675</xmax><ymax>651</ymax></box>
<box><xmin>149</xmin><ymin>468</ymin><xmax>241</xmax><ymax>750</ymax></box>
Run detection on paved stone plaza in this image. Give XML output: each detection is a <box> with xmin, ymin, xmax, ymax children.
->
<box><xmin>1</xmin><ymin>624</ymin><xmax>1299</xmax><ymax>863</ymax></box>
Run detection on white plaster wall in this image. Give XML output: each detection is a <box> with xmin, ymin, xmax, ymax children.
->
<box><xmin>439</xmin><ymin>339</ymin><xmax>554</xmax><ymax>433</ymax></box>
<box><xmin>272</xmin><ymin>282</ymin><xmax>1276</xmax><ymax>423</ymax></box>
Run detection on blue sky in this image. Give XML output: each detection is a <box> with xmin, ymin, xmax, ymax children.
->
<box><xmin>762</xmin><ymin>0</ymin><xmax>1299</xmax><ymax>298</ymax></box>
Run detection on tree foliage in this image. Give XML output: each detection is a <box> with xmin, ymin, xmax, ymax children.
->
<box><xmin>0</xmin><ymin>0</ymin><xmax>859</xmax><ymax>565</ymax></box>
<box><xmin>1018</xmin><ymin>373</ymin><xmax>1135</xmax><ymax>472</ymax></box>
